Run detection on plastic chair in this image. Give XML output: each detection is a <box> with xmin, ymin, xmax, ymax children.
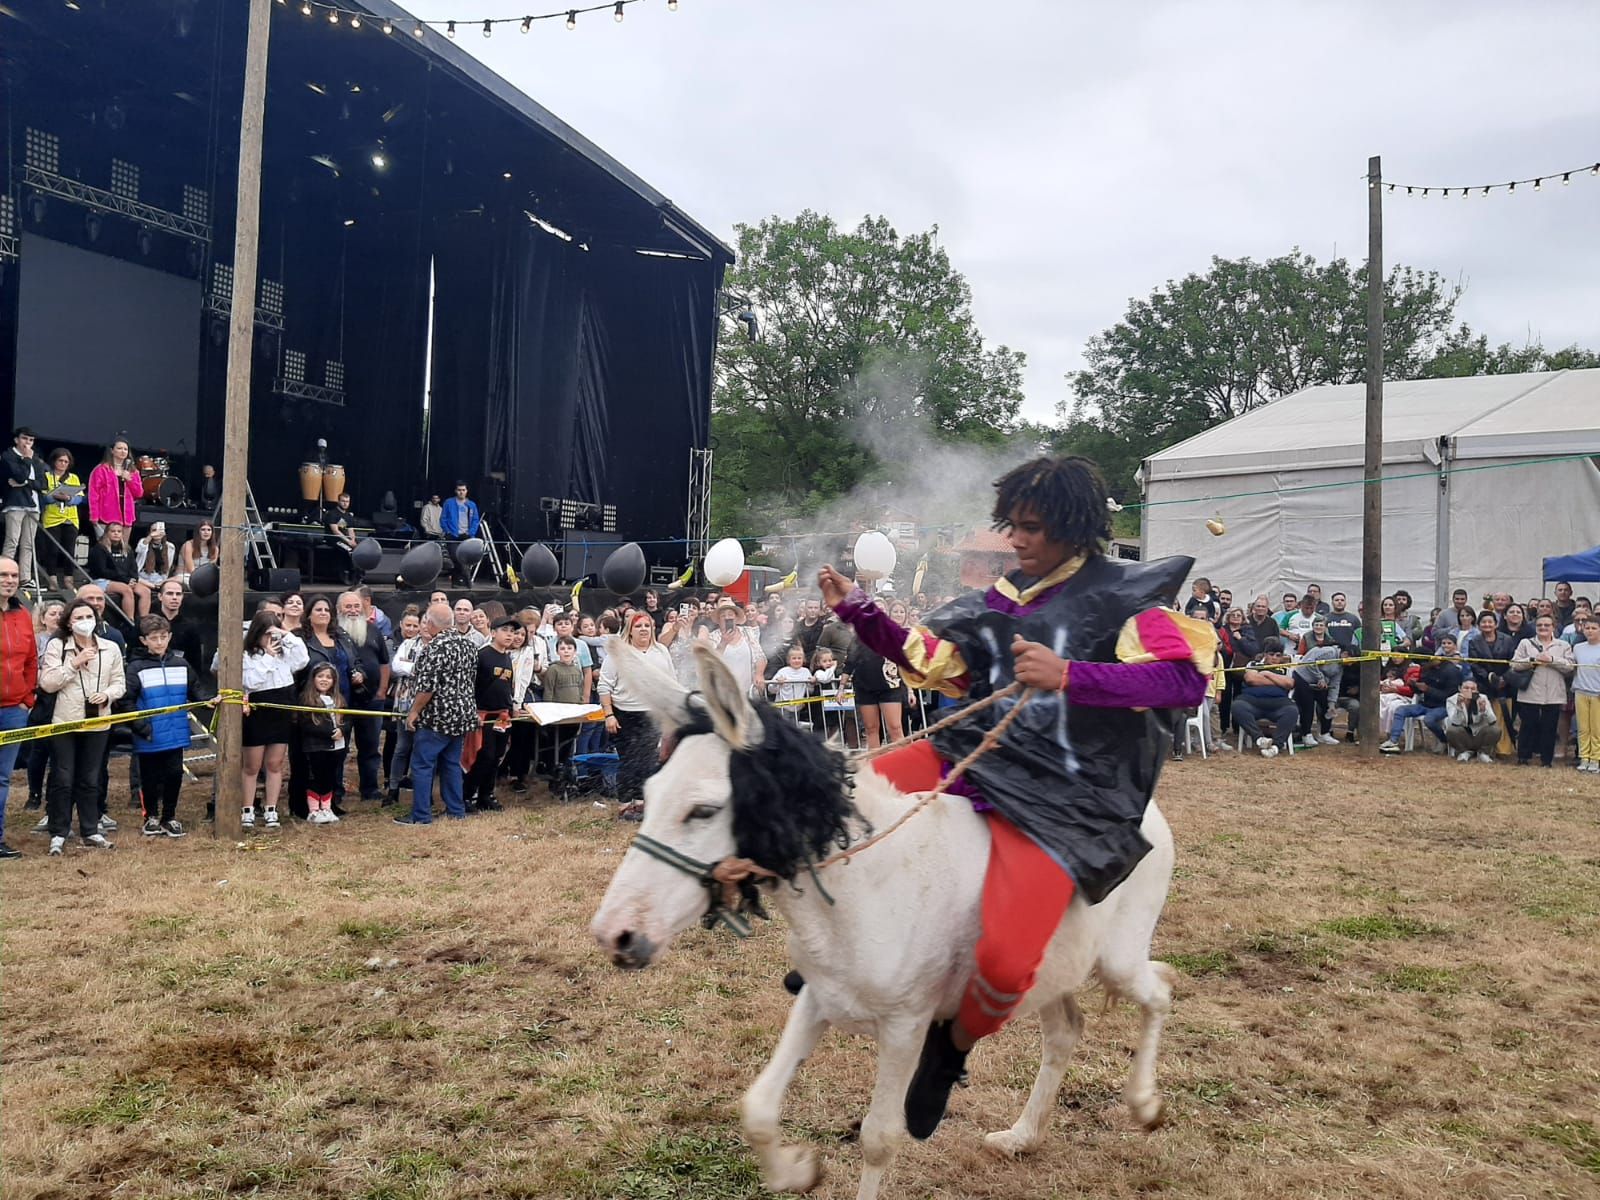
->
<box><xmin>1183</xmin><ymin>698</ymin><xmax>1212</xmax><ymax>759</ymax></box>
<box><xmin>1238</xmin><ymin>719</ymin><xmax>1296</xmax><ymax>756</ymax></box>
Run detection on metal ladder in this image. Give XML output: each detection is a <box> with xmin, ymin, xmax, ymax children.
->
<box><xmin>244</xmin><ymin>483</ymin><xmax>277</xmax><ymax>573</ymax></box>
<box><xmin>474</xmin><ymin>515</ymin><xmax>506</xmax><ymax>586</ymax></box>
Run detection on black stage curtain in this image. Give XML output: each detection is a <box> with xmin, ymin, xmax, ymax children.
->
<box><xmin>430</xmin><ymin>215</ymin><xmax>722</xmax><ymax>558</ymax></box>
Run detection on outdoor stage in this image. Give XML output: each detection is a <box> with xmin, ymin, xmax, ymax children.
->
<box><xmin>0</xmin><ymin>0</ymin><xmax>731</xmax><ymax>572</ymax></box>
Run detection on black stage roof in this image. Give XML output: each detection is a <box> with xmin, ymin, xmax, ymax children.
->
<box><xmin>1</xmin><ymin>0</ymin><xmax>730</xmax><ymax>557</ymax></box>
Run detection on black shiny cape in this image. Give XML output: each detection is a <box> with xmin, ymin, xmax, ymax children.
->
<box><xmin>928</xmin><ymin>554</ymin><xmax>1192</xmax><ymax>903</ymax></box>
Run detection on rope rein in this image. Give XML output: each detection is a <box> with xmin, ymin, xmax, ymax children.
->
<box><xmin>704</xmin><ymin>683</ymin><xmax>1036</xmax><ymax>900</ymax></box>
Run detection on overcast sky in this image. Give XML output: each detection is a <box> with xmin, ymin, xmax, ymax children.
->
<box><xmin>436</xmin><ymin>0</ymin><xmax>1600</xmax><ymax>421</ymax></box>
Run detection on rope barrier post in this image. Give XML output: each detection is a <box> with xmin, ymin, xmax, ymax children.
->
<box><xmin>214</xmin><ymin>0</ymin><xmax>272</xmax><ymax>838</ymax></box>
<box><xmin>1358</xmin><ymin>153</ymin><xmax>1385</xmax><ymax>757</ymax></box>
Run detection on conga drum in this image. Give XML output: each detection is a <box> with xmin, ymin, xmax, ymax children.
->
<box><xmin>299</xmin><ymin>462</ymin><xmax>323</xmax><ymax>502</ymax></box>
<box><xmin>322</xmin><ymin>464</ymin><xmax>346</xmax><ymax>501</ymax></box>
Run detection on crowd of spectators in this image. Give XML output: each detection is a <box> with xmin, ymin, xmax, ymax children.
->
<box><xmin>1188</xmin><ymin>577</ymin><xmax>1600</xmax><ymax>771</ymax></box>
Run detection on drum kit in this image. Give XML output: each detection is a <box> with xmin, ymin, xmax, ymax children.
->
<box><xmin>136</xmin><ymin>454</ymin><xmax>187</xmax><ymax>507</ymax></box>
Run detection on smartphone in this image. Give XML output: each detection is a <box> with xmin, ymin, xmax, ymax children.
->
<box><xmin>679</xmin><ymin>603</ymin><xmax>693</xmax><ymax>617</ymax></box>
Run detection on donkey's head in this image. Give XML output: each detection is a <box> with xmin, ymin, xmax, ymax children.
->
<box><xmin>590</xmin><ymin>641</ymin><xmax>856</xmax><ymax>969</ymax></box>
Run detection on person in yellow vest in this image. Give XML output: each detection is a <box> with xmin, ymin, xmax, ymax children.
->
<box><xmin>39</xmin><ymin>448</ymin><xmax>85</xmax><ymax>594</ymax></box>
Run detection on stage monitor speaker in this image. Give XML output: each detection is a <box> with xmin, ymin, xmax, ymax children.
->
<box><xmin>560</xmin><ymin>531</ymin><xmax>623</xmax><ymax>581</ymax></box>
<box><xmin>360</xmin><ymin>547</ymin><xmax>411</xmax><ymax>587</ymax></box>
<box><xmin>265</xmin><ymin>567</ymin><xmax>302</xmax><ymax>594</ymax></box>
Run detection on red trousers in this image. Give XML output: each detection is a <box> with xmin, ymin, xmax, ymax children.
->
<box><xmin>872</xmin><ymin>741</ymin><xmax>1076</xmax><ymax>1039</ymax></box>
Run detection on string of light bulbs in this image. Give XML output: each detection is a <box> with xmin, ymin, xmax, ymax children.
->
<box><xmin>1373</xmin><ymin>160</ymin><xmax>1599</xmax><ymax>198</ymax></box>
<box><xmin>274</xmin><ymin>0</ymin><xmax>678</xmax><ymax>39</ymax></box>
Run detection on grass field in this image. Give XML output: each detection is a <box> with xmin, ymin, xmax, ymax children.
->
<box><xmin>2</xmin><ymin>749</ymin><xmax>1598</xmax><ymax>1199</ymax></box>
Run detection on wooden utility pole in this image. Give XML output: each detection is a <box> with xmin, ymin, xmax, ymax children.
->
<box><xmin>1358</xmin><ymin>155</ymin><xmax>1384</xmax><ymax>757</ymax></box>
<box><xmin>214</xmin><ymin>0</ymin><xmax>272</xmax><ymax>837</ymax></box>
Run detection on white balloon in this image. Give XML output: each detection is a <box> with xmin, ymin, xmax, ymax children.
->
<box><xmin>703</xmin><ymin>537</ymin><xmax>746</xmax><ymax>587</ymax></box>
<box><xmin>854</xmin><ymin>530</ymin><xmax>898</xmax><ymax>577</ymax></box>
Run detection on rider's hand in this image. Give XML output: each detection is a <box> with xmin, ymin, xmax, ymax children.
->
<box><xmin>1012</xmin><ymin>635</ymin><xmax>1070</xmax><ymax>691</ymax></box>
<box><xmin>817</xmin><ymin>565</ymin><xmax>853</xmax><ymax>610</ymax></box>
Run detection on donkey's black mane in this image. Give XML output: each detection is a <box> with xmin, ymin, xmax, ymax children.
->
<box><xmin>673</xmin><ymin>701</ymin><xmax>863</xmax><ymax>882</ymax></box>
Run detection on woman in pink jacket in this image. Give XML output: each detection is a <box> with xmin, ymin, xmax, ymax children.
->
<box><xmin>87</xmin><ymin>438</ymin><xmax>143</xmax><ymax>534</ymax></box>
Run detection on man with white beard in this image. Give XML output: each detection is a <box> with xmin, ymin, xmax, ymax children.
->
<box><xmin>338</xmin><ymin>591</ymin><xmax>391</xmax><ymax>802</ymax></box>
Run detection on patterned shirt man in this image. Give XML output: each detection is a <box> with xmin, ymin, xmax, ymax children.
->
<box><xmin>411</xmin><ymin>628</ymin><xmax>479</xmax><ymax>736</ymax></box>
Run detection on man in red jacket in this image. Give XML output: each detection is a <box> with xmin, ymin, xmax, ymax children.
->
<box><xmin>0</xmin><ymin>556</ymin><xmax>39</xmax><ymax>858</ymax></box>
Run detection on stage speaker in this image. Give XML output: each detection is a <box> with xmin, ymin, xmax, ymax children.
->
<box><xmin>265</xmin><ymin>567</ymin><xmax>301</xmax><ymax>594</ymax></box>
<box><xmin>361</xmin><ymin>547</ymin><xmax>411</xmax><ymax>587</ymax></box>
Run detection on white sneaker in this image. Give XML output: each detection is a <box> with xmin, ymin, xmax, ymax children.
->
<box><xmin>48</xmin><ymin>836</ymin><xmax>65</xmax><ymax>856</ymax></box>
<box><xmin>264</xmin><ymin>809</ymin><xmax>280</xmax><ymax>829</ymax></box>
<box><xmin>83</xmin><ymin>833</ymin><xmax>114</xmax><ymax>849</ymax></box>
<box><xmin>241</xmin><ymin>808</ymin><xmax>255</xmax><ymax>830</ymax></box>
<box><xmin>1477</xmin><ymin>753</ymin><xmax>1494</xmax><ymax>764</ymax></box>
<box><xmin>1299</xmin><ymin>734</ymin><xmax>1318</xmax><ymax>748</ymax></box>
<box><xmin>1457</xmin><ymin>750</ymin><xmax>1473</xmax><ymax>763</ymax></box>
<box><xmin>33</xmin><ymin>816</ymin><xmax>48</xmax><ymax>832</ymax></box>
<box><xmin>324</xmin><ymin>809</ymin><xmax>340</xmax><ymax>823</ymax></box>
<box><xmin>1261</xmin><ymin>744</ymin><xmax>1280</xmax><ymax>758</ymax></box>
<box><xmin>1318</xmin><ymin>734</ymin><xmax>1339</xmax><ymax>746</ymax></box>
<box><xmin>1255</xmin><ymin>736</ymin><xmax>1273</xmax><ymax>750</ymax></box>
<box><xmin>97</xmin><ymin>814</ymin><xmax>118</xmax><ymax>832</ymax></box>
<box><xmin>1215</xmin><ymin>737</ymin><xmax>1235</xmax><ymax>751</ymax></box>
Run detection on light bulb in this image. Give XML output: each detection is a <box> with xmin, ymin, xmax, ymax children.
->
<box><xmin>350</xmin><ymin>13</ymin><xmax>361</xmax><ymax>28</ymax></box>
<box><xmin>382</xmin><ymin>19</ymin><xmax>392</xmax><ymax>33</ymax></box>
<box><xmin>446</xmin><ymin>19</ymin><xmax>455</xmax><ymax>37</ymax></box>
<box><xmin>1562</xmin><ymin>173</ymin><xmax>1571</xmax><ymax>186</ymax></box>
<box><xmin>1482</xmin><ymin>186</ymin><xmax>1490</xmax><ymax>196</ymax></box>
<box><xmin>615</xmin><ymin>1</ymin><xmax>625</xmax><ymax>21</ymax></box>
<box><xmin>668</xmin><ymin>0</ymin><xmax>678</xmax><ymax>9</ymax></box>
<box><xmin>521</xmin><ymin>16</ymin><xmax>532</xmax><ymax>32</ymax></box>
<box><xmin>300</xmin><ymin>0</ymin><xmax>311</xmax><ymax>14</ymax></box>
<box><xmin>1533</xmin><ymin>177</ymin><xmax>1542</xmax><ymax>191</ymax></box>
<box><xmin>1508</xmin><ymin>181</ymin><xmax>1516</xmax><ymax>193</ymax></box>
<box><xmin>371</xmin><ymin>152</ymin><xmax>387</xmax><ymax>169</ymax></box>
<box><xmin>482</xmin><ymin>18</ymin><xmax>492</xmax><ymax>36</ymax></box>
<box><xmin>328</xmin><ymin>8</ymin><xmax>339</xmax><ymax>23</ymax></box>
<box><xmin>413</xmin><ymin>21</ymin><xmax>424</xmax><ymax>37</ymax></box>
<box><xmin>566</xmin><ymin>9</ymin><xmax>577</xmax><ymax>28</ymax></box>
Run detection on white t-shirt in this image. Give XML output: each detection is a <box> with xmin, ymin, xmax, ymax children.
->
<box><xmin>769</xmin><ymin>666</ymin><xmax>813</xmax><ymax>704</ymax></box>
<box><xmin>718</xmin><ymin>631</ymin><xmax>765</xmax><ymax>698</ymax></box>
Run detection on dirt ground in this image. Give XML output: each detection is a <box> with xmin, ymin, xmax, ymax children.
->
<box><xmin>2</xmin><ymin>748</ymin><xmax>1598</xmax><ymax>1200</ymax></box>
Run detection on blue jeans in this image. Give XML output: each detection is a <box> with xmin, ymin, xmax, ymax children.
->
<box><xmin>409</xmin><ymin>727</ymin><xmax>465</xmax><ymax>822</ymax></box>
<box><xmin>1388</xmin><ymin>703</ymin><xmax>1444</xmax><ymax>743</ymax></box>
<box><xmin>351</xmin><ymin>714</ymin><xmax>384</xmax><ymax>797</ymax></box>
<box><xmin>0</xmin><ymin>705</ymin><xmax>28</xmax><ymax>841</ymax></box>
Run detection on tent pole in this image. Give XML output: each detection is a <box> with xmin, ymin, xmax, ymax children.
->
<box><xmin>1434</xmin><ymin>436</ymin><xmax>1452</xmax><ymax>611</ymax></box>
<box><xmin>1359</xmin><ymin>156</ymin><xmax>1384</xmax><ymax>758</ymax></box>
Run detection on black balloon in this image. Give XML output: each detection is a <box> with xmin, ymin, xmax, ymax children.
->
<box><xmin>398</xmin><ymin>541</ymin><xmax>443</xmax><ymax>588</ymax></box>
<box><xmin>454</xmin><ymin>537</ymin><xmax>486</xmax><ymax>570</ymax></box>
<box><xmin>352</xmin><ymin>537</ymin><xmax>383</xmax><ymax>571</ymax></box>
<box><xmin>521</xmin><ymin>542</ymin><xmax>560</xmax><ymax>587</ymax></box>
<box><xmin>189</xmin><ymin>561</ymin><xmax>219</xmax><ymax>598</ymax></box>
<box><xmin>600</xmin><ymin>541</ymin><xmax>647</xmax><ymax>595</ymax></box>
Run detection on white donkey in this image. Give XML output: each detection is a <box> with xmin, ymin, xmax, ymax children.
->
<box><xmin>591</xmin><ymin>643</ymin><xmax>1177</xmax><ymax>1200</ymax></box>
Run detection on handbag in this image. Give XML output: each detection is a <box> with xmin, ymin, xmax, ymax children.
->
<box><xmin>1508</xmin><ymin>662</ymin><xmax>1536</xmax><ymax>693</ymax></box>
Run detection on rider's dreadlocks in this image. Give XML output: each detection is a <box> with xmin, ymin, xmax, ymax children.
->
<box><xmin>990</xmin><ymin>455</ymin><xmax>1111</xmax><ymax>554</ymax></box>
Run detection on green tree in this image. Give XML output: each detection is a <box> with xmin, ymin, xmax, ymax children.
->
<box><xmin>1420</xmin><ymin>326</ymin><xmax>1600</xmax><ymax>377</ymax></box>
<box><xmin>712</xmin><ymin>212</ymin><xmax>1025</xmax><ymax>534</ymax></box>
<box><xmin>1063</xmin><ymin>251</ymin><xmax>1463</xmax><ymax>478</ymax></box>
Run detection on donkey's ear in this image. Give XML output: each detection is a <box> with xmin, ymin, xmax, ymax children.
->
<box><xmin>607</xmin><ymin>636</ymin><xmax>692</xmax><ymax>728</ymax></box>
<box><xmin>691</xmin><ymin>643</ymin><xmax>763</xmax><ymax>749</ymax></box>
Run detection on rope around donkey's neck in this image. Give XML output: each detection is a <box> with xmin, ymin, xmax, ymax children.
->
<box><xmin>710</xmin><ymin>683</ymin><xmax>1037</xmax><ymax>890</ymax></box>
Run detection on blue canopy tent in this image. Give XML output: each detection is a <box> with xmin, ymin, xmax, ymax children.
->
<box><xmin>1542</xmin><ymin>547</ymin><xmax>1600</xmax><ymax>583</ymax></box>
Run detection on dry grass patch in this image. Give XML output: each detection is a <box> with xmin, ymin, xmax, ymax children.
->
<box><xmin>3</xmin><ymin>751</ymin><xmax>1599</xmax><ymax>1198</ymax></box>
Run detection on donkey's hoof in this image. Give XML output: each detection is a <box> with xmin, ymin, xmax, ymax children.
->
<box><xmin>1128</xmin><ymin>1094</ymin><xmax>1166</xmax><ymax>1130</ymax></box>
<box><xmin>765</xmin><ymin>1145</ymin><xmax>823</xmax><ymax>1194</ymax></box>
<box><xmin>982</xmin><ymin>1128</ymin><xmax>1034</xmax><ymax>1158</ymax></box>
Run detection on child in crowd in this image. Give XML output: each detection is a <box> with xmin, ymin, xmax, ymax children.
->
<box><xmin>812</xmin><ymin>646</ymin><xmax>854</xmax><ymax>746</ymax></box>
<box><xmin>770</xmin><ymin>644</ymin><xmax>816</xmax><ymax>728</ymax></box>
<box><xmin>770</xmin><ymin>644</ymin><xmax>815</xmax><ymax>703</ymax></box>
<box><xmin>296</xmin><ymin>663</ymin><xmax>346</xmax><ymax>824</ymax></box>
<box><xmin>122</xmin><ymin>614</ymin><xmax>205</xmax><ymax>838</ymax></box>
<box><xmin>544</xmin><ymin>635</ymin><xmax>588</xmax><ymax>769</ymax></box>
<box><xmin>1574</xmin><ymin>616</ymin><xmax>1600</xmax><ymax>773</ymax></box>
<box><xmin>544</xmin><ymin>637</ymin><xmax>585</xmax><ymax>704</ymax></box>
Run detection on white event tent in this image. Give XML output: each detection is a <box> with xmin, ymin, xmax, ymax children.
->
<box><xmin>1139</xmin><ymin>369</ymin><xmax>1600</xmax><ymax>606</ymax></box>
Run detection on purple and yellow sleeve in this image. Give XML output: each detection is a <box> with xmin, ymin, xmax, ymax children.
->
<box><xmin>835</xmin><ymin>587</ymin><xmax>972</xmax><ymax>698</ymax></box>
<box><xmin>1070</xmin><ymin>609</ymin><xmax>1216</xmax><ymax>709</ymax></box>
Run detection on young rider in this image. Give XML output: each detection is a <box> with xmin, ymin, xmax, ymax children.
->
<box><xmin>817</xmin><ymin>455</ymin><xmax>1214</xmax><ymax>1139</ymax></box>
